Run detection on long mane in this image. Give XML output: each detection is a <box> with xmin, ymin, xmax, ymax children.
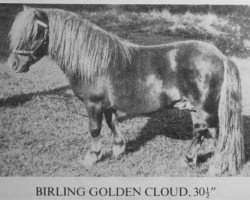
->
<box><xmin>10</xmin><ymin>8</ymin><xmax>138</xmax><ymax>81</ymax></box>
<box><xmin>45</xmin><ymin>8</ymin><xmax>138</xmax><ymax>80</ymax></box>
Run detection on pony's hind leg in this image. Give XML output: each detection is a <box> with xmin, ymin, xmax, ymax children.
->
<box><xmin>104</xmin><ymin>108</ymin><xmax>125</xmax><ymax>157</ymax></box>
<box><xmin>82</xmin><ymin>101</ymin><xmax>103</xmax><ymax>167</ymax></box>
<box><xmin>185</xmin><ymin>109</ymin><xmax>217</xmax><ymax>165</ymax></box>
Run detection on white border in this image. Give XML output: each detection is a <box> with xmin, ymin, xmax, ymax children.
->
<box><xmin>0</xmin><ymin>0</ymin><xmax>249</xmax><ymax>5</ymax></box>
<box><xmin>1</xmin><ymin>2</ymin><xmax>250</xmax><ymax>200</ymax></box>
<box><xmin>1</xmin><ymin>177</ymin><xmax>250</xmax><ymax>200</ymax></box>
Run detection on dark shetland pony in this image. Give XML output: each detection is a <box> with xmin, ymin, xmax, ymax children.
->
<box><xmin>8</xmin><ymin>7</ymin><xmax>245</xmax><ymax>176</ymax></box>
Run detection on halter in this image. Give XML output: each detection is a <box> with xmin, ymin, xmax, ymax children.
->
<box><xmin>13</xmin><ymin>20</ymin><xmax>49</xmax><ymax>60</ymax></box>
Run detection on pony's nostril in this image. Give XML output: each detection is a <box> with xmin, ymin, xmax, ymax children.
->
<box><xmin>12</xmin><ymin>61</ymin><xmax>18</xmax><ymax>69</ymax></box>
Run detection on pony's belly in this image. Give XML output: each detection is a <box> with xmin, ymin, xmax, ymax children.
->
<box><xmin>111</xmin><ymin>75</ymin><xmax>181</xmax><ymax>115</ymax></box>
<box><xmin>114</xmin><ymin>94</ymin><xmax>162</xmax><ymax>114</ymax></box>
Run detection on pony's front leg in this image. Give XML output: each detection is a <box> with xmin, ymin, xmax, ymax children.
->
<box><xmin>104</xmin><ymin>108</ymin><xmax>125</xmax><ymax>157</ymax></box>
<box><xmin>82</xmin><ymin>101</ymin><xmax>103</xmax><ymax>167</ymax></box>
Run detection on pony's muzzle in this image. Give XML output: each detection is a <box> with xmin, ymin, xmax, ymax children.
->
<box><xmin>8</xmin><ymin>53</ymin><xmax>30</xmax><ymax>73</ymax></box>
<box><xmin>10</xmin><ymin>60</ymin><xmax>29</xmax><ymax>73</ymax></box>
<box><xmin>8</xmin><ymin>55</ymin><xmax>18</xmax><ymax>71</ymax></box>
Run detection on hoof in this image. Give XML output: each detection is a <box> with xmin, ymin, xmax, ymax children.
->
<box><xmin>185</xmin><ymin>153</ymin><xmax>197</xmax><ymax>167</ymax></box>
<box><xmin>112</xmin><ymin>145</ymin><xmax>125</xmax><ymax>158</ymax></box>
<box><xmin>113</xmin><ymin>137</ymin><xmax>125</xmax><ymax>158</ymax></box>
<box><xmin>81</xmin><ymin>150</ymin><xmax>102</xmax><ymax>168</ymax></box>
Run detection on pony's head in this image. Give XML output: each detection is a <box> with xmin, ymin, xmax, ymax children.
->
<box><xmin>8</xmin><ymin>7</ymin><xmax>49</xmax><ymax>73</ymax></box>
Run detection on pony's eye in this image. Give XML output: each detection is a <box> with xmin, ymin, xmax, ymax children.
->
<box><xmin>34</xmin><ymin>29</ymin><xmax>42</xmax><ymax>39</ymax></box>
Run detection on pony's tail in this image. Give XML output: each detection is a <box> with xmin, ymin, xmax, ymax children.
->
<box><xmin>209</xmin><ymin>59</ymin><xmax>245</xmax><ymax>176</ymax></box>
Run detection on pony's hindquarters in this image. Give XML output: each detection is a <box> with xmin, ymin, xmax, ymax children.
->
<box><xmin>209</xmin><ymin>59</ymin><xmax>245</xmax><ymax>175</ymax></box>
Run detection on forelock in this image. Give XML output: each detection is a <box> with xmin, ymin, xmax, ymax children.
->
<box><xmin>9</xmin><ymin>8</ymin><xmax>41</xmax><ymax>50</ymax></box>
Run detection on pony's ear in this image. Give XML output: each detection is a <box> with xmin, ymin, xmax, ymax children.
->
<box><xmin>23</xmin><ymin>5</ymin><xmax>30</xmax><ymax>10</ymax></box>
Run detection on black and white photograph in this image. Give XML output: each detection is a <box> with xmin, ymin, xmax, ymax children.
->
<box><xmin>1</xmin><ymin>0</ymin><xmax>250</xmax><ymax>198</ymax></box>
<box><xmin>1</xmin><ymin>1</ymin><xmax>250</xmax><ymax>177</ymax></box>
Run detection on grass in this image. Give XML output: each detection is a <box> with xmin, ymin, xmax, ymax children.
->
<box><xmin>2</xmin><ymin>56</ymin><xmax>250</xmax><ymax>176</ymax></box>
<box><xmin>0</xmin><ymin>57</ymin><xmax>214</xmax><ymax>176</ymax></box>
<box><xmin>1</xmin><ymin>55</ymin><xmax>250</xmax><ymax>177</ymax></box>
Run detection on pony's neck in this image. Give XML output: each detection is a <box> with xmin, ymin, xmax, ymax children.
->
<box><xmin>46</xmin><ymin>9</ymin><xmax>137</xmax><ymax>80</ymax></box>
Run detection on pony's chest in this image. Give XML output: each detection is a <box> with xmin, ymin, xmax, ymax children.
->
<box><xmin>68</xmin><ymin>76</ymin><xmax>106</xmax><ymax>102</ymax></box>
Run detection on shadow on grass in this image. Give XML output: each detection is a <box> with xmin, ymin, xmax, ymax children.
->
<box><xmin>0</xmin><ymin>85</ymin><xmax>70</xmax><ymax>108</ymax></box>
<box><xmin>196</xmin><ymin>152</ymin><xmax>214</xmax><ymax>165</ymax></box>
<box><xmin>126</xmin><ymin>109</ymin><xmax>193</xmax><ymax>154</ymax></box>
<box><xmin>126</xmin><ymin>112</ymin><xmax>250</xmax><ymax>165</ymax></box>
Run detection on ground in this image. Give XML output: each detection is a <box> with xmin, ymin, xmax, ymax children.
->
<box><xmin>1</xmin><ymin>5</ymin><xmax>250</xmax><ymax>176</ymax></box>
